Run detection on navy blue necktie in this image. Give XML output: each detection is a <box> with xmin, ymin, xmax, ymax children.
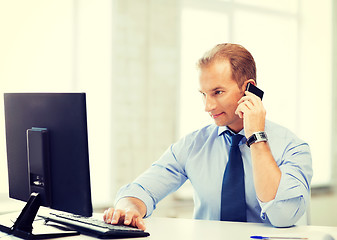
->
<box><xmin>220</xmin><ymin>132</ymin><xmax>247</xmax><ymax>222</ymax></box>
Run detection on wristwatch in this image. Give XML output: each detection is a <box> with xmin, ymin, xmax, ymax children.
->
<box><xmin>246</xmin><ymin>131</ymin><xmax>268</xmax><ymax>147</ymax></box>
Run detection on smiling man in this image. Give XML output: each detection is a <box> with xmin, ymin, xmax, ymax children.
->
<box><xmin>103</xmin><ymin>43</ymin><xmax>313</xmax><ymax>229</ymax></box>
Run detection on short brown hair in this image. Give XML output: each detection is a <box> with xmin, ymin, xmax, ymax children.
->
<box><xmin>197</xmin><ymin>43</ymin><xmax>256</xmax><ymax>87</ymax></box>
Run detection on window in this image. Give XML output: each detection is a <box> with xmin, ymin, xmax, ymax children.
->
<box><xmin>179</xmin><ymin>0</ymin><xmax>332</xmax><ymax>186</ymax></box>
<box><xmin>0</xmin><ymin>0</ymin><xmax>113</xmax><ymax>209</ymax></box>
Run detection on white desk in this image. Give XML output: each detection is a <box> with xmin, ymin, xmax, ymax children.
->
<box><xmin>144</xmin><ymin>217</ymin><xmax>337</xmax><ymax>240</ymax></box>
<box><xmin>1</xmin><ymin>214</ymin><xmax>337</xmax><ymax>240</ymax></box>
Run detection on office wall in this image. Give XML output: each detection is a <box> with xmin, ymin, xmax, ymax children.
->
<box><xmin>108</xmin><ymin>0</ymin><xmax>181</xmax><ymax>196</ymax></box>
<box><xmin>332</xmin><ymin>0</ymin><xmax>337</xmax><ymax>190</ymax></box>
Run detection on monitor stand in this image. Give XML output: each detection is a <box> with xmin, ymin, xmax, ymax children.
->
<box><xmin>0</xmin><ymin>193</ymin><xmax>79</xmax><ymax>239</ymax></box>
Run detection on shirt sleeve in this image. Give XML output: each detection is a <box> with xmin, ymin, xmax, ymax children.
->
<box><xmin>259</xmin><ymin>140</ymin><xmax>313</xmax><ymax>227</ymax></box>
<box><xmin>115</xmin><ymin>144</ymin><xmax>188</xmax><ymax>217</ymax></box>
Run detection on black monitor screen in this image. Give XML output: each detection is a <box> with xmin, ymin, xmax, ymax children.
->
<box><xmin>4</xmin><ymin>93</ymin><xmax>93</xmax><ymax>217</ymax></box>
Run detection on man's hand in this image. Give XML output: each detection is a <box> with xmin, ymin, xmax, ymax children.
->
<box><xmin>235</xmin><ymin>90</ymin><xmax>266</xmax><ymax>138</ymax></box>
<box><xmin>103</xmin><ymin>197</ymin><xmax>147</xmax><ymax>230</ymax></box>
<box><xmin>103</xmin><ymin>207</ymin><xmax>146</xmax><ymax>230</ymax></box>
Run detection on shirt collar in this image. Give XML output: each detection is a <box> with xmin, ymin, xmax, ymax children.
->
<box><xmin>217</xmin><ymin>126</ymin><xmax>245</xmax><ymax>136</ymax></box>
<box><xmin>217</xmin><ymin>126</ymin><xmax>247</xmax><ymax>144</ymax></box>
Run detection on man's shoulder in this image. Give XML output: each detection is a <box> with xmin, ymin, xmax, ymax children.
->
<box><xmin>188</xmin><ymin>124</ymin><xmax>218</xmax><ymax>138</ymax></box>
<box><xmin>177</xmin><ymin>124</ymin><xmax>219</xmax><ymax>145</ymax></box>
<box><xmin>265</xmin><ymin>119</ymin><xmax>306</xmax><ymax>145</ymax></box>
<box><xmin>265</xmin><ymin>120</ymin><xmax>295</xmax><ymax>136</ymax></box>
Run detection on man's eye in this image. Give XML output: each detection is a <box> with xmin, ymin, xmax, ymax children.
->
<box><xmin>215</xmin><ymin>91</ymin><xmax>223</xmax><ymax>95</ymax></box>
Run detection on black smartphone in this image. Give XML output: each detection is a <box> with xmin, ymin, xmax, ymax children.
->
<box><xmin>246</xmin><ymin>83</ymin><xmax>264</xmax><ymax>100</ymax></box>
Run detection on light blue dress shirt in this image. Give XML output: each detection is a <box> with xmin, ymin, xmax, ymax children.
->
<box><xmin>116</xmin><ymin>120</ymin><xmax>313</xmax><ymax>227</ymax></box>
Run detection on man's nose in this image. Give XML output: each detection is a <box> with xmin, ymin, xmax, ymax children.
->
<box><xmin>204</xmin><ymin>96</ymin><xmax>216</xmax><ymax>112</ymax></box>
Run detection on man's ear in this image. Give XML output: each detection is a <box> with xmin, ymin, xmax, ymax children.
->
<box><xmin>248</xmin><ymin>79</ymin><xmax>256</xmax><ymax>86</ymax></box>
<box><xmin>242</xmin><ymin>79</ymin><xmax>256</xmax><ymax>91</ymax></box>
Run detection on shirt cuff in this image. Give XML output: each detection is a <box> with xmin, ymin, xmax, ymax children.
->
<box><xmin>115</xmin><ymin>183</ymin><xmax>156</xmax><ymax>218</ymax></box>
<box><xmin>258</xmin><ymin>169</ymin><xmax>308</xmax><ymax>223</ymax></box>
<box><xmin>258</xmin><ymin>198</ymin><xmax>275</xmax><ymax>220</ymax></box>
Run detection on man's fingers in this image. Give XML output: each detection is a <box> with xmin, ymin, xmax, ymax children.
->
<box><xmin>124</xmin><ymin>210</ymin><xmax>145</xmax><ymax>230</ymax></box>
<box><xmin>242</xmin><ymin>100</ymin><xmax>254</xmax><ymax>110</ymax></box>
<box><xmin>135</xmin><ymin>217</ymin><xmax>146</xmax><ymax>231</ymax></box>
<box><xmin>239</xmin><ymin>93</ymin><xmax>260</xmax><ymax>105</ymax></box>
<box><xmin>103</xmin><ymin>207</ymin><xmax>146</xmax><ymax>230</ymax></box>
<box><xmin>103</xmin><ymin>210</ymin><xmax>108</xmax><ymax>221</ymax></box>
<box><xmin>124</xmin><ymin>210</ymin><xmax>133</xmax><ymax>225</ymax></box>
<box><xmin>112</xmin><ymin>209</ymin><xmax>122</xmax><ymax>224</ymax></box>
<box><xmin>235</xmin><ymin>101</ymin><xmax>251</xmax><ymax>118</ymax></box>
<box><xmin>103</xmin><ymin>208</ymin><xmax>114</xmax><ymax>223</ymax></box>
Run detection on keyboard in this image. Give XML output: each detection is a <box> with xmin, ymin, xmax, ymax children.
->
<box><xmin>40</xmin><ymin>212</ymin><xmax>150</xmax><ymax>239</ymax></box>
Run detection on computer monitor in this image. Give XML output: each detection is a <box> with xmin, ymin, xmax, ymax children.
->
<box><xmin>1</xmin><ymin>93</ymin><xmax>93</xmax><ymax>239</ymax></box>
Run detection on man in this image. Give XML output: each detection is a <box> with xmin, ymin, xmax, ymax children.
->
<box><xmin>103</xmin><ymin>43</ymin><xmax>312</xmax><ymax>229</ymax></box>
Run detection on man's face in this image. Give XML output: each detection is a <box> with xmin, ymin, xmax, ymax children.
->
<box><xmin>199</xmin><ymin>61</ymin><xmax>245</xmax><ymax>132</ymax></box>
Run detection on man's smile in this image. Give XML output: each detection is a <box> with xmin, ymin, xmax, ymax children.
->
<box><xmin>210</xmin><ymin>112</ymin><xmax>225</xmax><ymax>119</ymax></box>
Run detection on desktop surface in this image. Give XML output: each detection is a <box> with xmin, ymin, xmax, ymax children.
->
<box><xmin>1</xmin><ymin>213</ymin><xmax>337</xmax><ymax>240</ymax></box>
<box><xmin>145</xmin><ymin>218</ymin><xmax>337</xmax><ymax>240</ymax></box>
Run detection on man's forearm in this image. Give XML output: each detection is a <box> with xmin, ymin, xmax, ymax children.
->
<box><xmin>250</xmin><ymin>141</ymin><xmax>281</xmax><ymax>202</ymax></box>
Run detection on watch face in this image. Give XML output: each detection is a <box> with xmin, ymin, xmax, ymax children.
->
<box><xmin>247</xmin><ymin>132</ymin><xmax>267</xmax><ymax>147</ymax></box>
<box><xmin>258</xmin><ymin>132</ymin><xmax>266</xmax><ymax>138</ymax></box>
